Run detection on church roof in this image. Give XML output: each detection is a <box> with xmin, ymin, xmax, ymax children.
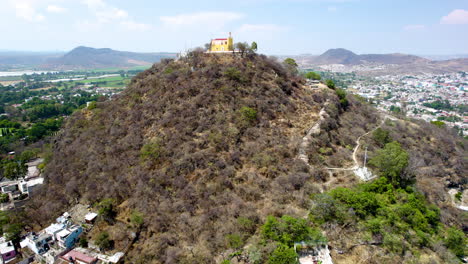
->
<box><xmin>214</xmin><ymin>38</ymin><xmax>228</xmax><ymax>40</ymax></box>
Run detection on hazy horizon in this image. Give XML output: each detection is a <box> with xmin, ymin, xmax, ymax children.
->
<box><xmin>1</xmin><ymin>47</ymin><xmax>468</xmax><ymax>58</ymax></box>
<box><xmin>1</xmin><ymin>0</ymin><xmax>467</xmax><ymax>55</ymax></box>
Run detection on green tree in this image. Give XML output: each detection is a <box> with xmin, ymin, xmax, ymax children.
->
<box><xmin>283</xmin><ymin>58</ymin><xmax>298</xmax><ymax>75</ymax></box>
<box><xmin>430</xmin><ymin>120</ymin><xmax>445</xmax><ymax>128</ymax></box>
<box><xmin>304</xmin><ymin>72</ymin><xmax>321</xmax><ymax>80</ymax></box>
<box><xmin>19</xmin><ymin>149</ymin><xmax>40</xmax><ymax>162</ymax></box>
<box><xmin>325</xmin><ymin>79</ymin><xmax>336</xmax><ymax>89</ymax></box>
<box><xmin>372</xmin><ymin>128</ymin><xmax>391</xmax><ymax>147</ymax></box>
<box><xmin>140</xmin><ymin>140</ymin><xmax>163</xmax><ymax>161</ymax></box>
<box><xmin>97</xmin><ymin>198</ymin><xmax>117</xmax><ymax>223</ymax></box>
<box><xmin>225</xmin><ymin>233</ymin><xmax>244</xmax><ymax>249</ymax></box>
<box><xmin>251</xmin><ymin>42</ymin><xmax>258</xmax><ymax>52</ymax></box>
<box><xmin>283</xmin><ymin>58</ymin><xmax>297</xmax><ymax>67</ymax></box>
<box><xmin>0</xmin><ymin>194</ymin><xmax>8</xmax><ymax>203</ymax></box>
<box><xmin>130</xmin><ymin>210</ymin><xmax>144</xmax><ymax>227</ymax></box>
<box><xmin>87</xmin><ymin>101</ymin><xmax>97</xmax><ymax>110</ymax></box>
<box><xmin>95</xmin><ymin>231</ymin><xmax>112</xmax><ymax>251</ymax></box>
<box><xmin>389</xmin><ymin>105</ymin><xmax>401</xmax><ymax>114</ymax></box>
<box><xmin>335</xmin><ymin>88</ymin><xmax>349</xmax><ymax>109</ymax></box>
<box><xmin>369</xmin><ymin>142</ymin><xmax>409</xmax><ymax>187</ymax></box>
<box><xmin>445</xmin><ymin>227</ymin><xmax>467</xmax><ymax>257</ymax></box>
<box><xmin>235</xmin><ymin>42</ymin><xmax>250</xmax><ymax>57</ymax></box>
<box><xmin>3</xmin><ymin>161</ymin><xmax>27</xmax><ymax>180</ymax></box>
<box><xmin>261</xmin><ymin>215</ymin><xmax>323</xmax><ymax>247</ymax></box>
<box><xmin>240</xmin><ymin>107</ymin><xmax>257</xmax><ymax>124</ymax></box>
<box><xmin>310</xmin><ymin>194</ymin><xmax>347</xmax><ymax>224</ymax></box>
<box><xmin>268</xmin><ymin>244</ymin><xmax>297</xmax><ymax>264</ymax></box>
<box><xmin>79</xmin><ymin>237</ymin><xmax>88</xmax><ymax>248</ymax></box>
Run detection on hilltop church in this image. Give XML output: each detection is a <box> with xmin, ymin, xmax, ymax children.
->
<box><xmin>208</xmin><ymin>33</ymin><xmax>234</xmax><ymax>52</ymax></box>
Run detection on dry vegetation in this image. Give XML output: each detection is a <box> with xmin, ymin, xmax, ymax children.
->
<box><xmin>22</xmin><ymin>52</ymin><xmax>466</xmax><ymax>263</ymax></box>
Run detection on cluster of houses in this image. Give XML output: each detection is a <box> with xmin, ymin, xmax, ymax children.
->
<box><xmin>0</xmin><ymin>159</ymin><xmax>44</xmax><ymax>211</ymax></box>
<box><xmin>0</xmin><ymin>208</ymin><xmax>124</xmax><ymax>264</ymax></box>
<box><xmin>18</xmin><ymin>211</ymin><xmax>98</xmax><ymax>264</ymax></box>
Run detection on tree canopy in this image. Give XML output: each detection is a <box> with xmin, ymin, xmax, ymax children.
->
<box><xmin>304</xmin><ymin>71</ymin><xmax>321</xmax><ymax>80</ymax></box>
<box><xmin>369</xmin><ymin>141</ymin><xmax>409</xmax><ymax>187</ymax></box>
<box><xmin>283</xmin><ymin>58</ymin><xmax>298</xmax><ymax>75</ymax></box>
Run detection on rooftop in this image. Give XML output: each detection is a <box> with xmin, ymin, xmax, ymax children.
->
<box><xmin>85</xmin><ymin>212</ymin><xmax>98</xmax><ymax>221</ymax></box>
<box><xmin>45</xmin><ymin>223</ymin><xmax>65</xmax><ymax>235</ymax></box>
<box><xmin>56</xmin><ymin>229</ymin><xmax>71</xmax><ymax>239</ymax></box>
<box><xmin>0</xmin><ymin>240</ymin><xmax>14</xmax><ymax>254</ymax></box>
<box><xmin>60</xmin><ymin>250</ymin><xmax>97</xmax><ymax>264</ymax></box>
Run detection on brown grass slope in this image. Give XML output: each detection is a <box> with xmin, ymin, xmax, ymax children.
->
<box><xmin>28</xmin><ymin>53</ymin><xmax>333</xmax><ymax>263</ymax></box>
<box><xmin>26</xmin><ymin>53</ymin><xmax>466</xmax><ymax>263</ymax></box>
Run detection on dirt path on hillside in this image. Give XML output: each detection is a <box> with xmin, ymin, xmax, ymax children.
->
<box><xmin>296</xmin><ymin>96</ymin><xmax>396</xmax><ymax>186</ymax></box>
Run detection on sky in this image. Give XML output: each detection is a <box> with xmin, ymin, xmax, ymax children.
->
<box><xmin>0</xmin><ymin>0</ymin><xmax>468</xmax><ymax>55</ymax></box>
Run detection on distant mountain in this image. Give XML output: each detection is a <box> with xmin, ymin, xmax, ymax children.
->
<box><xmin>44</xmin><ymin>46</ymin><xmax>177</xmax><ymax>70</ymax></box>
<box><xmin>290</xmin><ymin>48</ymin><xmax>468</xmax><ymax>75</ymax></box>
<box><xmin>0</xmin><ymin>51</ymin><xmax>63</xmax><ymax>70</ymax></box>
<box><xmin>359</xmin><ymin>53</ymin><xmax>429</xmax><ymax>65</ymax></box>
<box><xmin>420</xmin><ymin>54</ymin><xmax>468</xmax><ymax>61</ymax></box>
<box><xmin>315</xmin><ymin>48</ymin><xmax>361</xmax><ymax>65</ymax></box>
<box><xmin>311</xmin><ymin>48</ymin><xmax>429</xmax><ymax>65</ymax></box>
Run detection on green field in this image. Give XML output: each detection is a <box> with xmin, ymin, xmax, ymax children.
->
<box><xmin>81</xmin><ymin>65</ymin><xmax>151</xmax><ymax>73</ymax></box>
<box><xmin>66</xmin><ymin>75</ymin><xmax>131</xmax><ymax>88</ymax></box>
<box><xmin>0</xmin><ymin>76</ymin><xmax>23</xmax><ymax>81</ymax></box>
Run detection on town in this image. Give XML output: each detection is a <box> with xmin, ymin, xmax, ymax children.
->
<box><xmin>313</xmin><ymin>71</ymin><xmax>467</xmax><ymax>136</ymax></box>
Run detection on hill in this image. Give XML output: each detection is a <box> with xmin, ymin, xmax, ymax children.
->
<box><xmin>291</xmin><ymin>49</ymin><xmax>468</xmax><ymax>75</ymax></box>
<box><xmin>315</xmin><ymin>48</ymin><xmax>361</xmax><ymax>65</ymax></box>
<box><xmin>0</xmin><ymin>51</ymin><xmax>63</xmax><ymax>70</ymax></box>
<box><xmin>25</xmin><ymin>53</ymin><xmax>466</xmax><ymax>263</ymax></box>
<box><xmin>44</xmin><ymin>46</ymin><xmax>176</xmax><ymax>70</ymax></box>
<box><xmin>312</xmin><ymin>48</ymin><xmax>429</xmax><ymax>65</ymax></box>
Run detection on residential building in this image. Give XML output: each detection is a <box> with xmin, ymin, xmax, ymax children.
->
<box><xmin>84</xmin><ymin>213</ymin><xmax>98</xmax><ymax>224</ymax></box>
<box><xmin>56</xmin><ymin>226</ymin><xmax>83</xmax><ymax>249</ymax></box>
<box><xmin>57</xmin><ymin>250</ymin><xmax>98</xmax><ymax>264</ymax></box>
<box><xmin>0</xmin><ymin>237</ymin><xmax>16</xmax><ymax>263</ymax></box>
<box><xmin>0</xmin><ymin>181</ymin><xmax>29</xmax><ymax>200</ymax></box>
<box><xmin>22</xmin><ymin>233</ymin><xmax>53</xmax><ymax>255</ymax></box>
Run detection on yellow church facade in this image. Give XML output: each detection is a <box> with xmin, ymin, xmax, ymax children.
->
<box><xmin>209</xmin><ymin>33</ymin><xmax>234</xmax><ymax>52</ymax></box>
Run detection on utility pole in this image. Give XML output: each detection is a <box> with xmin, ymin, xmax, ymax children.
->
<box><xmin>363</xmin><ymin>146</ymin><xmax>368</xmax><ymax>168</ymax></box>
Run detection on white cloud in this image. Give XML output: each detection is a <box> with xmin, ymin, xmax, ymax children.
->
<box><xmin>79</xmin><ymin>0</ymin><xmax>151</xmax><ymax>31</ymax></box>
<box><xmin>47</xmin><ymin>5</ymin><xmax>66</xmax><ymax>13</ymax></box>
<box><xmin>441</xmin><ymin>9</ymin><xmax>468</xmax><ymax>25</ymax></box>
<box><xmin>82</xmin><ymin>0</ymin><xmax>106</xmax><ymax>9</ymax></box>
<box><xmin>237</xmin><ymin>24</ymin><xmax>288</xmax><ymax>33</ymax></box>
<box><xmin>8</xmin><ymin>0</ymin><xmax>46</xmax><ymax>22</ymax></box>
<box><xmin>121</xmin><ymin>20</ymin><xmax>152</xmax><ymax>31</ymax></box>
<box><xmin>160</xmin><ymin>12</ymin><xmax>244</xmax><ymax>27</ymax></box>
<box><xmin>95</xmin><ymin>8</ymin><xmax>128</xmax><ymax>23</ymax></box>
<box><xmin>403</xmin><ymin>24</ymin><xmax>425</xmax><ymax>31</ymax></box>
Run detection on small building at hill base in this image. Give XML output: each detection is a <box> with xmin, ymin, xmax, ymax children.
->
<box><xmin>57</xmin><ymin>250</ymin><xmax>98</xmax><ymax>264</ymax></box>
<box><xmin>0</xmin><ymin>237</ymin><xmax>16</xmax><ymax>264</ymax></box>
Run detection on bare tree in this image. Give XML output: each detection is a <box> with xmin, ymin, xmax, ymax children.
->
<box><xmin>235</xmin><ymin>42</ymin><xmax>250</xmax><ymax>57</ymax></box>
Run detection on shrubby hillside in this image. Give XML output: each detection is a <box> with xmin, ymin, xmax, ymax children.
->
<box><xmin>25</xmin><ymin>52</ymin><xmax>466</xmax><ymax>263</ymax></box>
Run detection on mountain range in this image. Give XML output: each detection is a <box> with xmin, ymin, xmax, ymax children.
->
<box><xmin>43</xmin><ymin>46</ymin><xmax>177</xmax><ymax>70</ymax></box>
<box><xmin>1</xmin><ymin>47</ymin><xmax>468</xmax><ymax>74</ymax></box>
<box><xmin>0</xmin><ymin>47</ymin><xmax>177</xmax><ymax>70</ymax></box>
<box><xmin>292</xmin><ymin>48</ymin><xmax>468</xmax><ymax>75</ymax></box>
<box><xmin>301</xmin><ymin>48</ymin><xmax>429</xmax><ymax>65</ymax></box>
